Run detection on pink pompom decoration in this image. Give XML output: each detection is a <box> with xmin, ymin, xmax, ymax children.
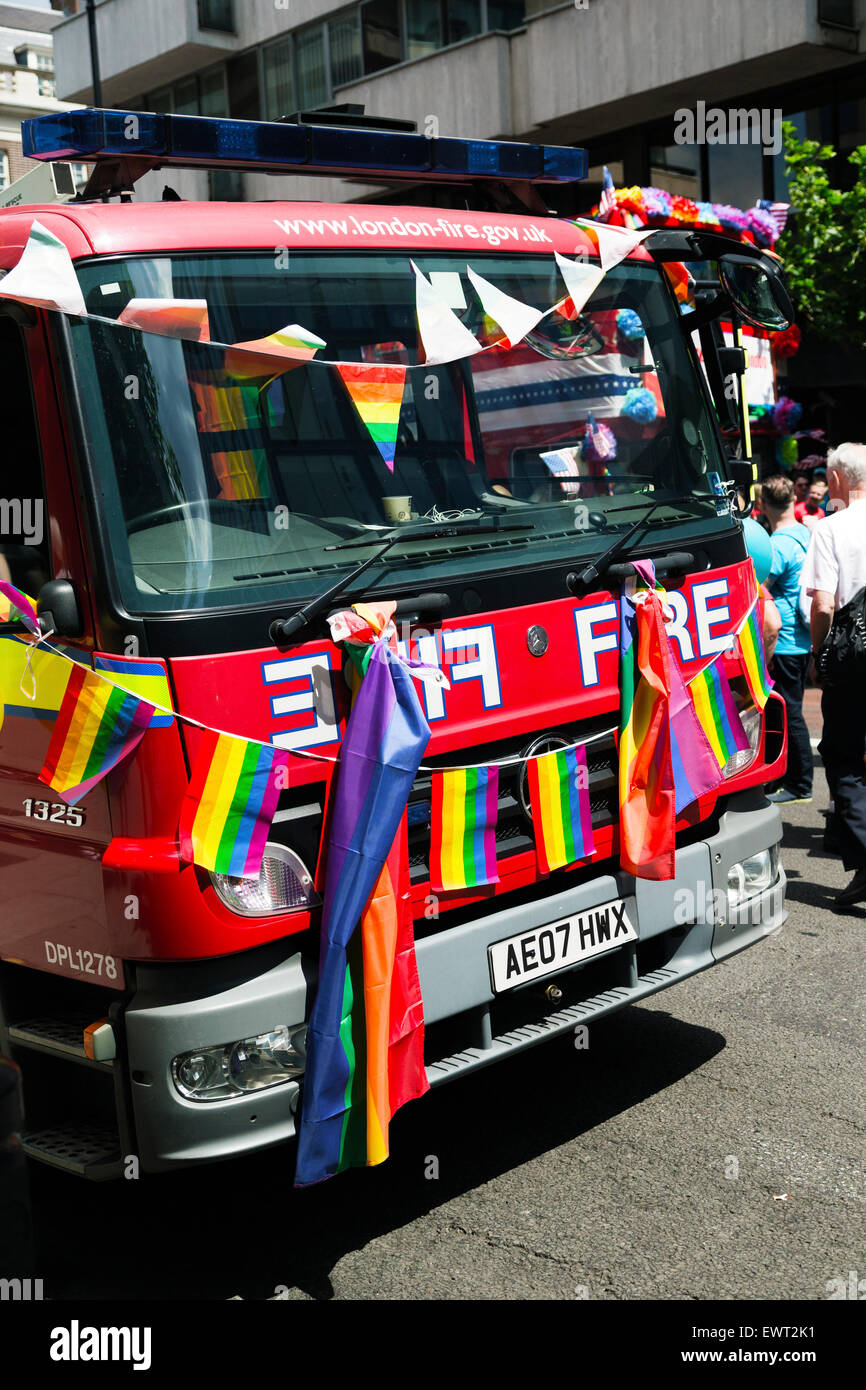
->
<box><xmin>772</xmin><ymin>396</ymin><xmax>803</xmax><ymax>433</ymax></box>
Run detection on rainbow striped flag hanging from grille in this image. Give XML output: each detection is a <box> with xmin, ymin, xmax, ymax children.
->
<box><xmin>295</xmin><ymin>638</ymin><xmax>430</xmax><ymax>1187</ymax></box>
<box><xmin>738</xmin><ymin>606</ymin><xmax>774</xmax><ymax>710</ymax></box>
<box><xmin>178</xmin><ymin>729</ymin><xmax>289</xmax><ymax>879</ymax></box>
<box><xmin>689</xmin><ymin>660</ymin><xmax>750</xmax><ymax>769</ymax></box>
<box><xmin>336</xmin><ymin>363</ymin><xmax>406</xmax><ymax>471</ymax></box>
<box><xmin>429</xmin><ymin>766</ymin><xmax>499</xmax><ymax>892</ymax></box>
<box><xmin>39</xmin><ymin>662</ymin><xmax>155</xmax><ymax>806</ymax></box>
<box><xmin>618</xmin><ymin>561</ymin><xmax>675</xmax><ymax>881</ymax></box>
<box><xmin>527</xmin><ymin>745</ymin><xmax>595</xmax><ymax>874</ymax></box>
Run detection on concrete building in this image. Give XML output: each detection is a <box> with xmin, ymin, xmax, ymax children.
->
<box><xmin>48</xmin><ymin>0</ymin><xmax>866</xmax><ymax>210</ymax></box>
<box><xmin>47</xmin><ymin>0</ymin><xmax>866</xmax><ymax>433</ymax></box>
<box><xmin>0</xmin><ymin>2</ymin><xmax>83</xmax><ymax>191</ymax></box>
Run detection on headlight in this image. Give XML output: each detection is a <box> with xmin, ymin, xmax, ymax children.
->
<box><xmin>723</xmin><ymin>680</ymin><xmax>761</xmax><ymax>778</ymax></box>
<box><xmin>727</xmin><ymin>845</ymin><xmax>779</xmax><ymax>906</ymax></box>
<box><xmin>210</xmin><ymin>843</ymin><xmax>318</xmax><ymax>916</ymax></box>
<box><xmin>171</xmin><ymin>1024</ymin><xmax>307</xmax><ymax>1102</ymax></box>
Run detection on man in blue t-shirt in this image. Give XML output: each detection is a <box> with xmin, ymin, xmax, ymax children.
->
<box><xmin>760</xmin><ymin>474</ymin><xmax>813</xmax><ymax>803</ymax></box>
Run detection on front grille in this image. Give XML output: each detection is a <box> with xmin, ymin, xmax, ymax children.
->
<box><xmin>406</xmin><ymin>715</ymin><xmax>618</xmax><ymax>885</ymax></box>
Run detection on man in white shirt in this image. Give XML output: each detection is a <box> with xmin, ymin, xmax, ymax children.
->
<box><xmin>801</xmin><ymin>442</ymin><xmax>866</xmax><ymax>908</ymax></box>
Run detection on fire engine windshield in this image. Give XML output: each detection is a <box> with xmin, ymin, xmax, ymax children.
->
<box><xmin>65</xmin><ymin>252</ymin><xmax>729</xmax><ymax>615</ymax></box>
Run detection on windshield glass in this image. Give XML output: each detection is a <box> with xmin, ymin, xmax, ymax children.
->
<box><xmin>66</xmin><ymin>251</ymin><xmax>729</xmax><ymax>615</ymax></box>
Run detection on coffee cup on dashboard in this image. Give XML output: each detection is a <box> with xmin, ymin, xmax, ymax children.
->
<box><xmin>382</xmin><ymin>496</ymin><xmax>412</xmax><ymax>523</ymax></box>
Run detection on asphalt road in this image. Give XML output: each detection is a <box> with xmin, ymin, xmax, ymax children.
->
<box><xmin>25</xmin><ymin>753</ymin><xmax>864</xmax><ymax>1304</ymax></box>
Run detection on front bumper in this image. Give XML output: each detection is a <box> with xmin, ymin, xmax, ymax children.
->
<box><xmin>123</xmin><ymin>788</ymin><xmax>785</xmax><ymax>1169</ymax></box>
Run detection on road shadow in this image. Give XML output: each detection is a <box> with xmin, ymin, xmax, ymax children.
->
<box><xmin>29</xmin><ymin>1005</ymin><xmax>726</xmax><ymax>1302</ymax></box>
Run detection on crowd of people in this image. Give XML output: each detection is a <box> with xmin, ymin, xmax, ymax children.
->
<box><xmin>755</xmin><ymin>442</ymin><xmax>866</xmax><ymax>910</ymax></box>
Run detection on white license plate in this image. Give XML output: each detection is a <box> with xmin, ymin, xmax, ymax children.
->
<box><xmin>488</xmin><ymin>897</ymin><xmax>637</xmax><ymax>994</ymax></box>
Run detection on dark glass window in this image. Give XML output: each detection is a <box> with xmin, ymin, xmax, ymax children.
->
<box><xmin>226</xmin><ymin>50</ymin><xmax>260</xmax><ymax>121</ymax></box>
<box><xmin>263</xmin><ymin>37</ymin><xmax>295</xmax><ymax>120</ymax></box>
<box><xmin>446</xmin><ymin>0</ymin><xmax>481</xmax><ymax>44</ymax></box>
<box><xmin>650</xmin><ymin>142</ymin><xmax>702</xmax><ymax>199</ymax></box>
<box><xmin>487</xmin><ymin>0</ymin><xmax>525</xmax><ymax>28</ymax></box>
<box><xmin>200</xmin><ymin>67</ymin><xmax>228</xmax><ymax>118</ymax></box>
<box><xmin>296</xmin><ymin>26</ymin><xmax>328</xmax><ymax>108</ymax></box>
<box><xmin>407</xmin><ymin>0</ymin><xmax>443</xmax><ymax>57</ymax></box>
<box><xmin>329</xmin><ymin>14</ymin><xmax>363</xmax><ymax>86</ymax></box>
<box><xmin>198</xmin><ymin>0</ymin><xmax>234</xmax><ymax>32</ymax></box>
<box><xmin>362</xmin><ymin>0</ymin><xmax>401</xmax><ymax>74</ymax></box>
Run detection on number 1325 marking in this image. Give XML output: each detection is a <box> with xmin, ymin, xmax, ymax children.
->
<box><xmin>22</xmin><ymin>799</ymin><xmax>85</xmax><ymax>828</ymax></box>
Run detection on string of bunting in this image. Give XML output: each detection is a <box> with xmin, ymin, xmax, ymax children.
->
<box><xmin>0</xmin><ymin>574</ymin><xmax>771</xmax><ymax>892</ymax></box>
<box><xmin>0</xmin><ymin>219</ymin><xmax>647</xmax><ymax>477</ymax></box>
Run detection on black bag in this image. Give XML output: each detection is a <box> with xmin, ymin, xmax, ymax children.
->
<box><xmin>815</xmin><ymin>584</ymin><xmax>866</xmax><ymax>687</ymax></box>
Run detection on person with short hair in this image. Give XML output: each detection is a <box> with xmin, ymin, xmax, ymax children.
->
<box><xmin>761</xmin><ymin>474</ymin><xmax>813</xmax><ymax>804</ymax></box>
<box><xmin>801</xmin><ymin>442</ymin><xmax>866</xmax><ymax>907</ymax></box>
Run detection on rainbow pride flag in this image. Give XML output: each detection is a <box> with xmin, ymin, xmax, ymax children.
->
<box><xmin>668</xmin><ymin>653</ymin><xmax>724</xmax><ymax>814</ymax></box>
<box><xmin>618</xmin><ymin>563</ymin><xmax>675</xmax><ymax>880</ymax></box>
<box><xmin>39</xmin><ymin>662</ymin><xmax>155</xmax><ymax>805</ymax></box>
<box><xmin>295</xmin><ymin>639</ymin><xmax>430</xmax><ymax>1186</ymax></box>
<box><xmin>178</xmin><ymin>729</ymin><xmax>289</xmax><ymax>879</ymax></box>
<box><xmin>527</xmin><ymin>745</ymin><xmax>595</xmax><ymax>874</ymax></box>
<box><xmin>0</xmin><ymin>581</ymin><xmax>40</xmax><ymax>637</ymax></box>
<box><xmin>429</xmin><ymin>766</ymin><xmax>499</xmax><ymax>892</ymax></box>
<box><xmin>224</xmin><ymin>323</ymin><xmax>326</xmax><ymax>380</ymax></box>
<box><xmin>336</xmin><ymin>363</ymin><xmax>406</xmax><ymax>471</ymax></box>
<box><xmin>689</xmin><ymin>660</ymin><xmax>749</xmax><ymax>769</ymax></box>
<box><xmin>738</xmin><ymin>607</ymin><xmax>774</xmax><ymax>710</ymax></box>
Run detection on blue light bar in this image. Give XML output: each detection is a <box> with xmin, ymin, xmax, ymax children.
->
<box><xmin>22</xmin><ymin>109</ymin><xmax>587</xmax><ymax>186</ymax></box>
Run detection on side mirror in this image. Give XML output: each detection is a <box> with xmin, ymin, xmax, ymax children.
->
<box><xmin>718</xmin><ymin>254</ymin><xmax>794</xmax><ymax>331</ymax></box>
<box><xmin>37</xmin><ymin>579</ymin><xmax>83</xmax><ymax>639</ymax></box>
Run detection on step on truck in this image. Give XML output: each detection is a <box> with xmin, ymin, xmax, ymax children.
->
<box><xmin>0</xmin><ymin>109</ymin><xmax>789</xmax><ymax>1178</ymax></box>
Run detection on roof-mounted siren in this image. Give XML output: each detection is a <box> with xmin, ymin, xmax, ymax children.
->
<box><xmin>21</xmin><ymin>108</ymin><xmax>588</xmax><ymax>211</ymax></box>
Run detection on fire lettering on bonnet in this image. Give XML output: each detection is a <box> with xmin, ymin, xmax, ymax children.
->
<box><xmin>261</xmin><ymin>573</ymin><xmax>737</xmax><ymax>754</ymax></box>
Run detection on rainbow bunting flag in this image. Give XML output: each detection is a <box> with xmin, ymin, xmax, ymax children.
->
<box><xmin>295</xmin><ymin>639</ymin><xmax>430</xmax><ymax>1186</ymax></box>
<box><xmin>117</xmin><ymin>298</ymin><xmax>210</xmax><ymax>342</ymax></box>
<box><xmin>689</xmin><ymin>660</ymin><xmax>750</xmax><ymax>769</ymax></box>
<box><xmin>618</xmin><ymin>562</ymin><xmax>675</xmax><ymax>880</ymax></box>
<box><xmin>668</xmin><ymin>653</ymin><xmax>725</xmax><ymax>814</ymax></box>
<box><xmin>39</xmin><ymin>663</ymin><xmax>155</xmax><ymax>806</ymax></box>
<box><xmin>738</xmin><ymin>607</ymin><xmax>774</xmax><ymax>711</ymax></box>
<box><xmin>178</xmin><ymin>729</ymin><xmax>289</xmax><ymax>879</ymax></box>
<box><xmin>0</xmin><ymin>581</ymin><xmax>40</xmax><ymax>636</ymax></box>
<box><xmin>429</xmin><ymin>766</ymin><xmax>499</xmax><ymax>892</ymax></box>
<box><xmin>224</xmin><ymin>323</ymin><xmax>326</xmax><ymax>380</ymax></box>
<box><xmin>527</xmin><ymin>745</ymin><xmax>595</xmax><ymax>874</ymax></box>
<box><xmin>336</xmin><ymin>362</ymin><xmax>406</xmax><ymax>471</ymax></box>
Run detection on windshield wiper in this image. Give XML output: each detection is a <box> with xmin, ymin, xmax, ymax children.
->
<box><xmin>569</xmin><ymin>495</ymin><xmax>673</xmax><ymax>592</ymax></box>
<box><xmin>269</xmin><ymin>516</ymin><xmax>534</xmax><ymax>645</ymax></box>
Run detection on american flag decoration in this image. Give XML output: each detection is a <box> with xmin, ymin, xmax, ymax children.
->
<box><xmin>757</xmin><ymin>199</ymin><xmax>790</xmax><ymax>235</ymax></box>
<box><xmin>599</xmin><ymin>166</ymin><xmax>617</xmax><ymax>220</ymax></box>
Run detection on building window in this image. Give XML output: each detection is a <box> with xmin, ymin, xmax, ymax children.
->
<box><xmin>707</xmin><ymin>141</ymin><xmax>763</xmax><ymax>207</ymax></box>
<box><xmin>650</xmin><ymin>141</ymin><xmax>702</xmax><ymax>199</ymax></box>
<box><xmin>174</xmin><ymin>78</ymin><xmax>200</xmax><ymax>115</ymax></box>
<box><xmin>200</xmin><ymin>68</ymin><xmax>228</xmax><ymax>117</ymax></box>
<box><xmin>407</xmin><ymin>0</ymin><xmax>443</xmax><ymax>58</ymax></box>
<box><xmin>263</xmin><ymin>37</ymin><xmax>295</xmax><ymax>120</ymax></box>
<box><xmin>446</xmin><ymin>0</ymin><xmax>482</xmax><ymax>44</ymax></box>
<box><xmin>361</xmin><ymin>0</ymin><xmax>402</xmax><ymax>74</ymax></box>
<box><xmin>818</xmin><ymin>0</ymin><xmax>856</xmax><ymax>28</ymax></box>
<box><xmin>198</xmin><ymin>0</ymin><xmax>234</xmax><ymax>33</ymax></box>
<box><xmin>227</xmin><ymin>51</ymin><xmax>260</xmax><ymax>121</ymax></box>
<box><xmin>487</xmin><ymin>0</ymin><xmax>525</xmax><ymax>29</ymax></box>
<box><xmin>37</xmin><ymin>75</ymin><xmax>55</xmax><ymax>97</ymax></box>
<box><xmin>329</xmin><ymin>13</ymin><xmax>363</xmax><ymax>87</ymax></box>
<box><xmin>0</xmin><ymin>150</ymin><xmax>10</xmax><ymax>191</ymax></box>
<box><xmin>296</xmin><ymin>25</ymin><xmax>328</xmax><ymax>109</ymax></box>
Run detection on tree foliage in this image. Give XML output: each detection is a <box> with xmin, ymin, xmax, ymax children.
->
<box><xmin>776</xmin><ymin>122</ymin><xmax>866</xmax><ymax>350</ymax></box>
